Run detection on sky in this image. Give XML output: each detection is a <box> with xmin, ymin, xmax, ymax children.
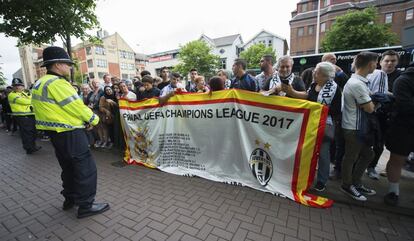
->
<box><xmin>0</xmin><ymin>0</ymin><xmax>298</xmax><ymax>83</ymax></box>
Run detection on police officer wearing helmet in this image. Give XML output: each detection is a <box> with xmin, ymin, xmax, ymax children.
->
<box><xmin>31</xmin><ymin>46</ymin><xmax>109</xmax><ymax>218</ymax></box>
<box><xmin>8</xmin><ymin>78</ymin><xmax>41</xmax><ymax>154</ymax></box>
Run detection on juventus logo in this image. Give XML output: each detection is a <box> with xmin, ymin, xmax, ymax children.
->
<box><xmin>249</xmin><ymin>147</ymin><xmax>273</xmax><ymax>186</ymax></box>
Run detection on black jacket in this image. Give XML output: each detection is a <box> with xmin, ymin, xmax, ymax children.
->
<box><xmin>392</xmin><ymin>67</ymin><xmax>414</xmax><ymax>126</ymax></box>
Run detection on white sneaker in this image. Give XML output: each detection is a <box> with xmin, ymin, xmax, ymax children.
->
<box><xmin>367</xmin><ymin>168</ymin><xmax>379</xmax><ymax>180</ymax></box>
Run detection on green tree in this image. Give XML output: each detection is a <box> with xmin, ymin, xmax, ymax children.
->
<box><xmin>0</xmin><ymin>71</ymin><xmax>6</xmax><ymax>87</ymax></box>
<box><xmin>0</xmin><ymin>0</ymin><xmax>100</xmax><ymax>81</ymax></box>
<box><xmin>173</xmin><ymin>40</ymin><xmax>221</xmax><ymax>78</ymax></box>
<box><xmin>239</xmin><ymin>43</ymin><xmax>276</xmax><ymax>69</ymax></box>
<box><xmin>71</xmin><ymin>58</ymin><xmax>87</xmax><ymax>85</ymax></box>
<box><xmin>322</xmin><ymin>7</ymin><xmax>398</xmax><ymax>52</ymax></box>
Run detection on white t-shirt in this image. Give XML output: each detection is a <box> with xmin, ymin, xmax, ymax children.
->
<box><xmin>342</xmin><ymin>74</ymin><xmax>372</xmax><ymax>130</ymax></box>
<box><xmin>160</xmin><ymin>82</ymin><xmax>186</xmax><ymax>97</ymax></box>
<box><xmin>122</xmin><ymin>91</ymin><xmax>136</xmax><ymax>101</ymax></box>
<box><xmin>367</xmin><ymin>69</ymin><xmax>388</xmax><ymax>94</ymax></box>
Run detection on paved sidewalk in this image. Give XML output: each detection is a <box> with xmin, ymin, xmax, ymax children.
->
<box><xmin>1</xmin><ymin>131</ymin><xmax>414</xmax><ymax>241</ymax></box>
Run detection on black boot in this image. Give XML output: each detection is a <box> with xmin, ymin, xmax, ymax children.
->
<box><xmin>26</xmin><ymin>146</ymin><xmax>42</xmax><ymax>154</ymax></box>
<box><xmin>62</xmin><ymin>199</ymin><xmax>75</xmax><ymax>211</ymax></box>
<box><xmin>77</xmin><ymin>203</ymin><xmax>110</xmax><ymax>219</ymax></box>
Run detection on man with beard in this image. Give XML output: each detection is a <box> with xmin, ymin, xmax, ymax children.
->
<box><xmin>255</xmin><ymin>55</ymin><xmax>277</xmax><ymax>91</ymax></box>
<box><xmin>263</xmin><ymin>55</ymin><xmax>306</xmax><ymax>98</ymax></box>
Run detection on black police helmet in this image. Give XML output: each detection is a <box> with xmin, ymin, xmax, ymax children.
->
<box><xmin>41</xmin><ymin>46</ymin><xmax>74</xmax><ymax>67</ymax></box>
<box><xmin>11</xmin><ymin>78</ymin><xmax>24</xmax><ymax>87</ymax></box>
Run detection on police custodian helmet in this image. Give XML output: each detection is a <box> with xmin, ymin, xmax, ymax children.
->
<box><xmin>11</xmin><ymin>78</ymin><xmax>24</xmax><ymax>86</ymax></box>
<box><xmin>41</xmin><ymin>46</ymin><xmax>74</xmax><ymax>67</ymax></box>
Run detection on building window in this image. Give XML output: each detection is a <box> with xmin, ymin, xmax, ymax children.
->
<box><xmin>119</xmin><ymin>50</ymin><xmax>134</xmax><ymax>59</ymax></box>
<box><xmin>87</xmin><ymin>59</ymin><xmax>93</xmax><ymax>68</ymax></box>
<box><xmin>86</xmin><ymin>47</ymin><xmax>92</xmax><ymax>55</ymax></box>
<box><xmin>312</xmin><ymin>1</ymin><xmax>317</xmax><ymax>10</ymax></box>
<box><xmin>385</xmin><ymin>13</ymin><xmax>393</xmax><ymax>23</ymax></box>
<box><xmin>320</xmin><ymin>22</ymin><xmax>326</xmax><ymax>32</ymax></box>
<box><xmin>96</xmin><ymin>59</ymin><xmax>107</xmax><ymax>68</ymax></box>
<box><xmin>220</xmin><ymin>58</ymin><xmax>227</xmax><ymax>69</ymax></box>
<box><xmin>297</xmin><ymin>27</ymin><xmax>304</xmax><ymax>37</ymax></box>
<box><xmin>406</xmin><ymin>9</ymin><xmax>413</xmax><ymax>20</ymax></box>
<box><xmin>120</xmin><ymin>62</ymin><xmax>128</xmax><ymax>70</ymax></box>
<box><xmin>268</xmin><ymin>40</ymin><xmax>272</xmax><ymax>47</ymax></box>
<box><xmin>121</xmin><ymin>74</ymin><xmax>129</xmax><ymax>79</ymax></box>
<box><xmin>308</xmin><ymin>25</ymin><xmax>314</xmax><ymax>35</ymax></box>
<box><xmin>95</xmin><ymin>46</ymin><xmax>106</xmax><ymax>55</ymax></box>
<box><xmin>301</xmin><ymin>3</ymin><xmax>307</xmax><ymax>12</ymax></box>
<box><xmin>88</xmin><ymin>72</ymin><xmax>95</xmax><ymax>79</ymax></box>
<box><xmin>128</xmin><ymin>63</ymin><xmax>135</xmax><ymax>71</ymax></box>
<box><xmin>98</xmin><ymin>72</ymin><xmax>105</xmax><ymax>79</ymax></box>
<box><xmin>323</xmin><ymin>0</ymin><xmax>330</xmax><ymax>7</ymax></box>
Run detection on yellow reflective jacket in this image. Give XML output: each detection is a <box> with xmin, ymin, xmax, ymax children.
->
<box><xmin>31</xmin><ymin>74</ymin><xmax>99</xmax><ymax>132</ymax></box>
<box><xmin>8</xmin><ymin>91</ymin><xmax>34</xmax><ymax>116</ymax></box>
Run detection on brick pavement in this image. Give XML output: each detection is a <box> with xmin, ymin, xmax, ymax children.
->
<box><xmin>1</xmin><ymin>131</ymin><xmax>414</xmax><ymax>241</ymax></box>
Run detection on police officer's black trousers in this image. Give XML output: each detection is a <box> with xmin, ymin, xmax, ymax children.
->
<box><xmin>15</xmin><ymin>115</ymin><xmax>37</xmax><ymax>151</ymax></box>
<box><xmin>48</xmin><ymin>129</ymin><xmax>97</xmax><ymax>207</ymax></box>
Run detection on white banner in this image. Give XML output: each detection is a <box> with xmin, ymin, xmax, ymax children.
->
<box><xmin>119</xmin><ymin>90</ymin><xmax>332</xmax><ymax>207</ymax></box>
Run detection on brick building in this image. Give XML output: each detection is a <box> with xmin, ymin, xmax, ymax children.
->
<box><xmin>72</xmin><ymin>32</ymin><xmax>138</xmax><ymax>81</ymax></box>
<box><xmin>289</xmin><ymin>0</ymin><xmax>414</xmax><ymax>56</ymax></box>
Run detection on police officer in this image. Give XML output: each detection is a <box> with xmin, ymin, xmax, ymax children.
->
<box><xmin>31</xmin><ymin>46</ymin><xmax>109</xmax><ymax>218</ymax></box>
<box><xmin>8</xmin><ymin>78</ymin><xmax>41</xmax><ymax>154</ymax></box>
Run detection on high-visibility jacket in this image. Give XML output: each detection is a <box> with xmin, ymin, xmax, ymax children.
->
<box><xmin>31</xmin><ymin>74</ymin><xmax>99</xmax><ymax>132</ymax></box>
<box><xmin>8</xmin><ymin>91</ymin><xmax>34</xmax><ymax>116</ymax></box>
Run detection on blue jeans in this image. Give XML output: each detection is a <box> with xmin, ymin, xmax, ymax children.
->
<box><xmin>317</xmin><ymin>123</ymin><xmax>335</xmax><ymax>185</ymax></box>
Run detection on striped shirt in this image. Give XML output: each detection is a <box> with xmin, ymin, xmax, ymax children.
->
<box><xmin>367</xmin><ymin>69</ymin><xmax>388</xmax><ymax>94</ymax></box>
<box><xmin>342</xmin><ymin>74</ymin><xmax>372</xmax><ymax>130</ymax></box>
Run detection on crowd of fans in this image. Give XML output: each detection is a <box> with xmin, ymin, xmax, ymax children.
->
<box><xmin>0</xmin><ymin>50</ymin><xmax>413</xmax><ymax>207</ymax></box>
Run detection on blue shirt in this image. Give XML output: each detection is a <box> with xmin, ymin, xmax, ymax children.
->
<box><xmin>230</xmin><ymin>73</ymin><xmax>258</xmax><ymax>92</ymax></box>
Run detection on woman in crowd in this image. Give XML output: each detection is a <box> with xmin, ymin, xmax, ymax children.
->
<box><xmin>80</xmin><ymin>84</ymin><xmax>91</xmax><ymax>104</ymax></box>
<box><xmin>217</xmin><ymin>70</ymin><xmax>231</xmax><ymax>89</ymax></box>
<box><xmin>301</xmin><ymin>67</ymin><xmax>315</xmax><ymax>90</ymax></box>
<box><xmin>119</xmin><ymin>81</ymin><xmax>137</xmax><ymax>101</ymax></box>
<box><xmin>209</xmin><ymin>76</ymin><xmax>225</xmax><ymax>92</ymax></box>
<box><xmin>71</xmin><ymin>83</ymin><xmax>80</xmax><ymax>95</ymax></box>
<box><xmin>112</xmin><ymin>83</ymin><xmax>121</xmax><ymax>100</ymax></box>
<box><xmin>125</xmin><ymin>79</ymin><xmax>134</xmax><ymax>91</ymax></box>
<box><xmin>285</xmin><ymin>62</ymin><xmax>342</xmax><ymax>192</ymax></box>
<box><xmin>111</xmin><ymin>83</ymin><xmax>125</xmax><ymax>151</ymax></box>
<box><xmin>98</xmin><ymin>86</ymin><xmax>117</xmax><ymax>149</ymax></box>
<box><xmin>85</xmin><ymin>79</ymin><xmax>105</xmax><ymax>147</ymax></box>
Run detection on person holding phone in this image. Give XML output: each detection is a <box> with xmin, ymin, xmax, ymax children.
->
<box><xmin>262</xmin><ymin>56</ymin><xmax>306</xmax><ymax>98</ymax></box>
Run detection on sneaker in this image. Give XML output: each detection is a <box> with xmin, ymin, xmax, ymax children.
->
<box><xmin>341</xmin><ymin>185</ymin><xmax>367</xmax><ymax>201</ymax></box>
<box><xmin>367</xmin><ymin>168</ymin><xmax>379</xmax><ymax>180</ymax></box>
<box><xmin>100</xmin><ymin>141</ymin><xmax>107</xmax><ymax>148</ymax></box>
<box><xmin>355</xmin><ymin>184</ymin><xmax>376</xmax><ymax>196</ymax></box>
<box><xmin>94</xmin><ymin>141</ymin><xmax>102</xmax><ymax>148</ymax></box>
<box><xmin>384</xmin><ymin>192</ymin><xmax>399</xmax><ymax>206</ymax></box>
<box><xmin>314</xmin><ymin>182</ymin><xmax>326</xmax><ymax>192</ymax></box>
<box><xmin>105</xmin><ymin>142</ymin><xmax>113</xmax><ymax>149</ymax></box>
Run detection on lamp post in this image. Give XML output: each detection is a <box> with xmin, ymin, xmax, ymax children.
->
<box><xmin>315</xmin><ymin>0</ymin><xmax>321</xmax><ymax>54</ymax></box>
